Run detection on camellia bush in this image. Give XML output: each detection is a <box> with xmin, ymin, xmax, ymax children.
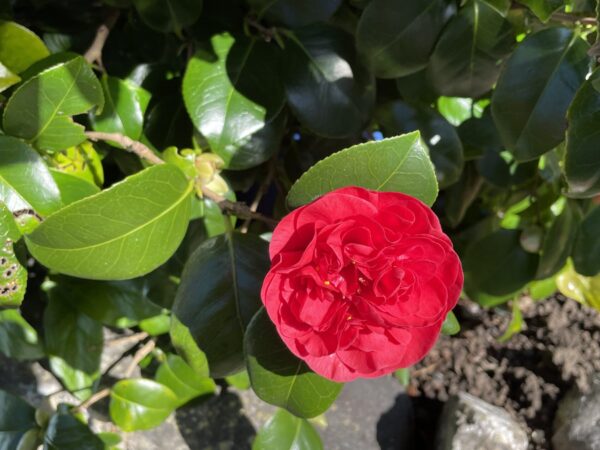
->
<box><xmin>0</xmin><ymin>0</ymin><xmax>600</xmax><ymax>448</ymax></box>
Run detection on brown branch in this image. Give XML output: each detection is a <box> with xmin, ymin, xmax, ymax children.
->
<box><xmin>73</xmin><ymin>339</ymin><xmax>155</xmax><ymax>413</ymax></box>
<box><xmin>245</xmin><ymin>16</ymin><xmax>276</xmax><ymax>42</ymax></box>
<box><xmin>85</xmin><ymin>131</ymin><xmax>165</xmax><ymax>165</ymax></box>
<box><xmin>84</xmin><ymin>10</ymin><xmax>119</xmax><ymax>70</ymax></box>
<box><xmin>551</xmin><ymin>12</ymin><xmax>597</xmax><ymax>25</ymax></box>
<box><xmin>240</xmin><ymin>160</ymin><xmax>276</xmax><ymax>233</ymax></box>
<box><xmin>106</xmin><ymin>331</ymin><xmax>149</xmax><ymax>347</ymax></box>
<box><xmin>202</xmin><ymin>187</ymin><xmax>278</xmax><ymax>228</ymax></box>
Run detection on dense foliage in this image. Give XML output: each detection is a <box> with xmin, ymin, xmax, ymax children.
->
<box><xmin>0</xmin><ymin>0</ymin><xmax>599</xmax><ymax>447</ymax></box>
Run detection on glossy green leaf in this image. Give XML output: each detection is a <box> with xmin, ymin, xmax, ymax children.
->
<box><xmin>377</xmin><ymin>101</ymin><xmax>464</xmax><ymax>188</ymax></box>
<box><xmin>557</xmin><ymin>260</ymin><xmax>600</xmax><ymax>310</ymax></box>
<box><xmin>537</xmin><ymin>203</ymin><xmax>579</xmax><ymax>279</ymax></box>
<box><xmin>491</xmin><ymin>27</ymin><xmax>589</xmax><ymax>161</ymax></box>
<box><xmin>457</xmin><ymin>109</ymin><xmax>503</xmax><ymax>160</ymax></box>
<box><xmin>183</xmin><ymin>33</ymin><xmax>285</xmax><ymax>170</ymax></box>
<box><xmin>572</xmin><ymin>207</ymin><xmax>600</xmax><ymax>276</ymax></box>
<box><xmin>132</xmin><ymin>0</ymin><xmax>203</xmax><ymax>33</ymax></box>
<box><xmin>155</xmin><ymin>354</ymin><xmax>216</xmax><ymax>406</ymax></box>
<box><xmin>287</xmin><ymin>132</ymin><xmax>438</xmax><ymax>208</ymax></box>
<box><xmin>48</xmin><ymin>141</ymin><xmax>104</xmax><ymax>188</ymax></box>
<box><xmin>516</xmin><ymin>0</ymin><xmax>562</xmax><ymax>21</ymax></box>
<box><xmin>441</xmin><ymin>311</ymin><xmax>460</xmax><ymax>335</ymax></box>
<box><xmin>54</xmin><ymin>276</ymin><xmax>163</xmax><ymax>328</ymax></box>
<box><xmin>170</xmin><ymin>316</ymin><xmax>212</xmax><ymax>377</ymax></box>
<box><xmin>3</xmin><ymin>56</ymin><xmax>104</xmax><ymax>151</ymax></box>
<box><xmin>25</xmin><ymin>164</ymin><xmax>193</xmax><ymax>280</ymax></box>
<box><xmin>356</xmin><ymin>0</ymin><xmax>450</xmax><ymax>78</ymax></box>
<box><xmin>0</xmin><ymin>239</ymin><xmax>27</xmax><ymax>308</ymax></box>
<box><xmin>253</xmin><ymin>409</ymin><xmax>323</xmax><ymax>450</ymax></box>
<box><xmin>245</xmin><ymin>308</ymin><xmax>342</xmax><ymax>418</ymax></box>
<box><xmin>464</xmin><ymin>229</ymin><xmax>539</xmax><ymax>296</ymax></box>
<box><xmin>110</xmin><ymin>379</ymin><xmax>178</xmax><ymax>431</ymax></box>
<box><xmin>438</xmin><ymin>97</ymin><xmax>485</xmax><ymax>127</ymax></box>
<box><xmin>483</xmin><ymin>0</ymin><xmax>511</xmax><ymax>15</ymax></box>
<box><xmin>395</xmin><ymin>69</ymin><xmax>437</xmax><ymax>105</ymax></box>
<box><xmin>139</xmin><ymin>313</ymin><xmax>171</xmax><ymax>335</ymax></box>
<box><xmin>394</xmin><ymin>368</ymin><xmax>410</xmax><ymax>386</ymax></box>
<box><xmin>477</xmin><ymin>149</ymin><xmax>538</xmax><ymax>188</ymax></box>
<box><xmin>0</xmin><ymin>390</ymin><xmax>37</xmax><ymax>450</ymax></box>
<box><xmin>89</xmin><ymin>76</ymin><xmax>150</xmax><ymax>142</ymax></box>
<box><xmin>0</xmin><ymin>61</ymin><xmax>19</xmax><ymax>93</ymax></box>
<box><xmin>172</xmin><ymin>232</ymin><xmax>269</xmax><ymax>378</ymax></box>
<box><xmin>50</xmin><ymin>170</ymin><xmax>100</xmax><ymax>206</ymax></box>
<box><xmin>247</xmin><ymin>0</ymin><xmax>341</xmax><ymax>27</ymax></box>
<box><xmin>0</xmin><ymin>310</ymin><xmax>44</xmax><ymax>360</ymax></box>
<box><xmin>528</xmin><ymin>277</ymin><xmax>557</xmax><ymax>300</ymax></box>
<box><xmin>428</xmin><ymin>0</ymin><xmax>514</xmax><ymax>98</ymax></box>
<box><xmin>444</xmin><ymin>162</ymin><xmax>483</xmax><ymax>227</ymax></box>
<box><xmin>0</xmin><ymin>20</ymin><xmax>49</xmax><ymax>74</ymax></box>
<box><xmin>0</xmin><ymin>203</ymin><xmax>19</xmax><ymax>242</ymax></box>
<box><xmin>0</xmin><ymin>136</ymin><xmax>62</xmax><ymax>217</ymax></box>
<box><xmin>44</xmin><ymin>287</ymin><xmax>103</xmax><ymax>400</ymax></box>
<box><xmin>44</xmin><ymin>409</ymin><xmax>103</xmax><ymax>450</ymax></box>
<box><xmin>282</xmin><ymin>24</ymin><xmax>375</xmax><ymax>138</ymax></box>
<box><xmin>145</xmin><ymin>96</ymin><xmax>193</xmax><ymax>151</ymax></box>
<box><xmin>565</xmin><ymin>67</ymin><xmax>600</xmax><ymax>198</ymax></box>
<box><xmin>225</xmin><ymin>370</ymin><xmax>251</xmax><ymax>390</ymax></box>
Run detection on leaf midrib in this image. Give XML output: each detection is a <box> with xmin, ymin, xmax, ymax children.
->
<box><xmin>28</xmin><ymin>178</ymin><xmax>193</xmax><ymax>252</ymax></box>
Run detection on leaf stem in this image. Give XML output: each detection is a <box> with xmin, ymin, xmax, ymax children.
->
<box><xmin>202</xmin><ymin>187</ymin><xmax>278</xmax><ymax>228</ymax></box>
<box><xmin>85</xmin><ymin>131</ymin><xmax>165</xmax><ymax>165</ymax></box>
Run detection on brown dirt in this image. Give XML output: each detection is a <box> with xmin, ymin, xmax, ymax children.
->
<box><xmin>409</xmin><ymin>295</ymin><xmax>600</xmax><ymax>450</ymax></box>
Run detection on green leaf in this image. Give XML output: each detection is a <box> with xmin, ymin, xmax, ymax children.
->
<box><xmin>356</xmin><ymin>0</ymin><xmax>451</xmax><ymax>78</ymax></box>
<box><xmin>183</xmin><ymin>33</ymin><xmax>285</xmax><ymax>170</ymax></box>
<box><xmin>464</xmin><ymin>229</ymin><xmax>539</xmax><ymax>296</ymax></box>
<box><xmin>377</xmin><ymin>101</ymin><xmax>464</xmax><ymax>188</ymax></box>
<box><xmin>457</xmin><ymin>109</ymin><xmax>502</xmax><ymax>160</ymax></box>
<box><xmin>557</xmin><ymin>260</ymin><xmax>600</xmax><ymax>310</ymax></box>
<box><xmin>528</xmin><ymin>277</ymin><xmax>556</xmax><ymax>300</ymax></box>
<box><xmin>52</xmin><ymin>276</ymin><xmax>163</xmax><ymax>328</ymax></box>
<box><xmin>253</xmin><ymin>409</ymin><xmax>323</xmax><ymax>450</ymax></box>
<box><xmin>170</xmin><ymin>316</ymin><xmax>212</xmax><ymax>376</ymax></box>
<box><xmin>572</xmin><ymin>207</ymin><xmax>600</xmax><ymax>276</ymax></box>
<box><xmin>444</xmin><ymin>162</ymin><xmax>483</xmax><ymax>228</ymax></box>
<box><xmin>0</xmin><ymin>62</ymin><xmax>20</xmax><ymax>93</ymax></box>
<box><xmin>441</xmin><ymin>311</ymin><xmax>460</xmax><ymax>335</ymax></box>
<box><xmin>172</xmin><ymin>232</ymin><xmax>269</xmax><ymax>378</ymax></box>
<box><xmin>89</xmin><ymin>76</ymin><xmax>151</xmax><ymax>142</ymax></box>
<box><xmin>145</xmin><ymin>96</ymin><xmax>193</xmax><ymax>151</ymax></box>
<box><xmin>3</xmin><ymin>55</ymin><xmax>104</xmax><ymax>151</ymax></box>
<box><xmin>0</xmin><ymin>203</ymin><xmax>20</xmax><ymax>242</ymax></box>
<box><xmin>394</xmin><ymin>368</ymin><xmax>410</xmax><ymax>386</ymax></box>
<box><xmin>139</xmin><ymin>313</ymin><xmax>171</xmax><ymax>335</ymax></box>
<box><xmin>0</xmin><ymin>390</ymin><xmax>37</xmax><ymax>450</ymax></box>
<box><xmin>482</xmin><ymin>0</ymin><xmax>511</xmax><ymax>15</ymax></box>
<box><xmin>0</xmin><ymin>310</ymin><xmax>43</xmax><ymax>360</ymax></box>
<box><xmin>287</xmin><ymin>132</ymin><xmax>438</xmax><ymax>208</ymax></box>
<box><xmin>438</xmin><ymin>97</ymin><xmax>484</xmax><ymax>127</ymax></box>
<box><xmin>537</xmin><ymin>203</ymin><xmax>579</xmax><ymax>279</ymax></box>
<box><xmin>44</xmin><ymin>287</ymin><xmax>103</xmax><ymax>400</ymax></box>
<box><xmin>47</xmin><ymin>141</ymin><xmax>104</xmax><ymax>188</ymax></box>
<box><xmin>516</xmin><ymin>0</ymin><xmax>563</xmax><ymax>21</ymax></box>
<box><xmin>428</xmin><ymin>0</ymin><xmax>514</xmax><ymax>98</ymax></box>
<box><xmin>225</xmin><ymin>370</ymin><xmax>251</xmax><ymax>390</ymax></box>
<box><xmin>565</xmin><ymin>66</ymin><xmax>600</xmax><ymax>198</ymax></box>
<box><xmin>247</xmin><ymin>0</ymin><xmax>341</xmax><ymax>27</ymax></box>
<box><xmin>110</xmin><ymin>379</ymin><xmax>178</xmax><ymax>431</ymax></box>
<box><xmin>0</xmin><ymin>20</ymin><xmax>49</xmax><ymax>73</ymax></box>
<box><xmin>155</xmin><ymin>354</ymin><xmax>216</xmax><ymax>406</ymax></box>
<box><xmin>0</xmin><ymin>239</ymin><xmax>27</xmax><ymax>308</ymax></box>
<box><xmin>25</xmin><ymin>164</ymin><xmax>193</xmax><ymax>280</ymax></box>
<box><xmin>50</xmin><ymin>169</ymin><xmax>100</xmax><ymax>206</ymax></box>
<box><xmin>282</xmin><ymin>24</ymin><xmax>375</xmax><ymax>138</ymax></box>
<box><xmin>44</xmin><ymin>409</ymin><xmax>103</xmax><ymax>450</ymax></box>
<box><xmin>0</xmin><ymin>136</ymin><xmax>62</xmax><ymax>217</ymax></box>
<box><xmin>132</xmin><ymin>0</ymin><xmax>203</xmax><ymax>33</ymax></box>
<box><xmin>245</xmin><ymin>308</ymin><xmax>342</xmax><ymax>418</ymax></box>
<box><xmin>491</xmin><ymin>27</ymin><xmax>589</xmax><ymax>162</ymax></box>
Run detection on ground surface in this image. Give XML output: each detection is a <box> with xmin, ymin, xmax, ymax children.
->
<box><xmin>411</xmin><ymin>295</ymin><xmax>600</xmax><ymax>449</ymax></box>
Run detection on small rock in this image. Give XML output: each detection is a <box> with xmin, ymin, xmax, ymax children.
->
<box><xmin>436</xmin><ymin>392</ymin><xmax>528</xmax><ymax>450</ymax></box>
<box><xmin>552</xmin><ymin>376</ymin><xmax>600</xmax><ymax>450</ymax></box>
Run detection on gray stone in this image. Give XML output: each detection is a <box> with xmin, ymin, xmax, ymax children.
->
<box><xmin>436</xmin><ymin>392</ymin><xmax>528</xmax><ymax>450</ymax></box>
<box><xmin>553</xmin><ymin>376</ymin><xmax>600</xmax><ymax>450</ymax></box>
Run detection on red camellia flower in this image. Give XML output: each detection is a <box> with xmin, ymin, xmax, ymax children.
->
<box><xmin>261</xmin><ymin>187</ymin><xmax>463</xmax><ymax>382</ymax></box>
